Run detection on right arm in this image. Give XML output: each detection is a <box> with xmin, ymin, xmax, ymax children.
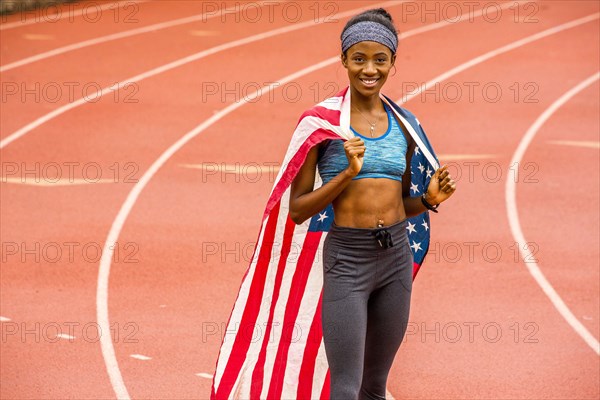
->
<box><xmin>289</xmin><ymin>138</ymin><xmax>365</xmax><ymax>225</ymax></box>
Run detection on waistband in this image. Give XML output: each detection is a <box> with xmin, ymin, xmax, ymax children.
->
<box><xmin>326</xmin><ymin>218</ymin><xmax>409</xmax><ymax>252</ymax></box>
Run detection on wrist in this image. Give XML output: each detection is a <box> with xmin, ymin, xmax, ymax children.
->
<box><xmin>424</xmin><ymin>192</ymin><xmax>439</xmax><ymax>206</ymax></box>
<box><xmin>421</xmin><ymin>193</ymin><xmax>439</xmax><ymax>213</ymax></box>
<box><xmin>343</xmin><ymin>167</ymin><xmax>358</xmax><ymax>179</ymax></box>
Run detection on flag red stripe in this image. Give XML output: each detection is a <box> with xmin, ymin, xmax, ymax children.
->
<box><xmin>249</xmin><ymin>215</ymin><xmax>297</xmax><ymax>399</ymax></box>
<box><xmin>296</xmin><ymin>288</ymin><xmax>324</xmax><ymax>400</ymax></box>
<box><xmin>412</xmin><ymin>261</ymin><xmax>420</xmax><ymax>280</ymax></box>
<box><xmin>296</xmin><ymin>106</ymin><xmax>341</xmax><ymax>127</ymax></box>
<box><xmin>267</xmin><ymin>231</ymin><xmax>323</xmax><ymax>399</ymax></box>
<box><xmin>214</xmin><ymin>200</ymin><xmax>281</xmax><ymax>399</ymax></box>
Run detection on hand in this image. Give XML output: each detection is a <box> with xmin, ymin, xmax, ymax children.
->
<box><xmin>344</xmin><ymin>137</ymin><xmax>365</xmax><ymax>177</ymax></box>
<box><xmin>425</xmin><ymin>165</ymin><xmax>456</xmax><ymax>205</ymax></box>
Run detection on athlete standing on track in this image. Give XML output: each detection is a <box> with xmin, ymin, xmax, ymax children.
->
<box><xmin>289</xmin><ymin>8</ymin><xmax>457</xmax><ymax>400</ymax></box>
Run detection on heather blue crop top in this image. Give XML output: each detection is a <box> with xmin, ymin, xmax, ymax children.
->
<box><xmin>317</xmin><ymin>102</ymin><xmax>408</xmax><ymax>184</ymax></box>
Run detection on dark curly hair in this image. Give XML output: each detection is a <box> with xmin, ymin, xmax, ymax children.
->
<box><xmin>340</xmin><ymin>8</ymin><xmax>398</xmax><ymax>55</ymax></box>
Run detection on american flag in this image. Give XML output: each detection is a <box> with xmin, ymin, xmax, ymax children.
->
<box><xmin>210</xmin><ymin>86</ymin><xmax>439</xmax><ymax>400</ymax></box>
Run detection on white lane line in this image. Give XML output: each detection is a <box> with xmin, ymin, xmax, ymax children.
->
<box><xmin>0</xmin><ymin>316</ymin><xmax>11</xmax><ymax>322</ymax></box>
<box><xmin>505</xmin><ymin>72</ymin><xmax>600</xmax><ymax>355</ymax></box>
<box><xmin>95</xmin><ymin>6</ymin><xmax>587</xmax><ymax>399</ymax></box>
<box><xmin>93</xmin><ymin>3</ymin><xmax>409</xmax><ymax>398</ymax></box>
<box><xmin>130</xmin><ymin>354</ymin><xmax>152</xmax><ymax>361</ymax></box>
<box><xmin>22</xmin><ymin>34</ymin><xmax>55</xmax><ymax>40</ymax></box>
<box><xmin>0</xmin><ymin>0</ymin><xmax>404</xmax><ymax>149</ymax></box>
<box><xmin>398</xmin><ymin>13</ymin><xmax>600</xmax><ymax>106</ymax></box>
<box><xmin>547</xmin><ymin>140</ymin><xmax>600</xmax><ymax>149</ymax></box>
<box><xmin>2</xmin><ymin>177</ymin><xmax>115</xmax><ymax>186</ymax></box>
<box><xmin>0</xmin><ymin>0</ymin><xmax>148</xmax><ymax>30</ymax></box>
<box><xmin>57</xmin><ymin>333</ymin><xmax>75</xmax><ymax>340</ymax></box>
<box><xmin>389</xmin><ymin>12</ymin><xmax>600</xmax><ymax>354</ymax></box>
<box><xmin>0</xmin><ymin>0</ymin><xmax>526</xmax><ymax>151</ymax></box>
<box><xmin>0</xmin><ymin>0</ymin><xmax>275</xmax><ymax>72</ymax></box>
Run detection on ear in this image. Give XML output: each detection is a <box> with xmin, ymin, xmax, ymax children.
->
<box><xmin>340</xmin><ymin>52</ymin><xmax>347</xmax><ymax>68</ymax></box>
<box><xmin>391</xmin><ymin>53</ymin><xmax>396</xmax><ymax>66</ymax></box>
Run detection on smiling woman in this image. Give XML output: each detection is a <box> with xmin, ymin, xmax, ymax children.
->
<box><xmin>288</xmin><ymin>7</ymin><xmax>457</xmax><ymax>400</ymax></box>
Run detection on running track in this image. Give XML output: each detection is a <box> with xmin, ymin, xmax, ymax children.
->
<box><xmin>1</xmin><ymin>1</ymin><xmax>598</xmax><ymax>399</ymax></box>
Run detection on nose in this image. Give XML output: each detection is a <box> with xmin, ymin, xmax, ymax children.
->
<box><xmin>363</xmin><ymin>60</ymin><xmax>377</xmax><ymax>75</ymax></box>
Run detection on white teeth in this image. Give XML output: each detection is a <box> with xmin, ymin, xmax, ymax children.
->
<box><xmin>362</xmin><ymin>79</ymin><xmax>377</xmax><ymax>84</ymax></box>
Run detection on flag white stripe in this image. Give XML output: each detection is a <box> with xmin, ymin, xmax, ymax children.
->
<box><xmin>268</xmin><ymin>115</ymin><xmax>346</xmax><ymax>199</ymax></box>
<box><xmin>236</xmin><ymin>189</ymin><xmax>296</xmax><ymax>398</ymax></box>
<box><xmin>317</xmin><ymin>95</ymin><xmax>344</xmax><ymax>110</ymax></box>
<box><xmin>213</xmin><ymin>211</ymin><xmax>272</xmax><ymax>389</ymax></box>
<box><xmin>259</xmin><ymin>211</ymin><xmax>310</xmax><ymax>398</ymax></box>
<box><xmin>240</xmin><ymin>190</ymin><xmax>289</xmax><ymax>398</ymax></box>
<box><xmin>282</xmin><ymin>232</ymin><xmax>328</xmax><ymax>397</ymax></box>
<box><xmin>381</xmin><ymin>95</ymin><xmax>440</xmax><ymax>170</ymax></box>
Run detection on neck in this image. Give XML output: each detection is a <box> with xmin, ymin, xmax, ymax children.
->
<box><xmin>350</xmin><ymin>86</ymin><xmax>384</xmax><ymax>112</ymax></box>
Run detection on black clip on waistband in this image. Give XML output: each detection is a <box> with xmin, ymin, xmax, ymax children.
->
<box><xmin>371</xmin><ymin>224</ymin><xmax>394</xmax><ymax>249</ymax></box>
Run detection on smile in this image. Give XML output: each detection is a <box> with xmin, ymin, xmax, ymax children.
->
<box><xmin>360</xmin><ymin>78</ymin><xmax>379</xmax><ymax>87</ymax></box>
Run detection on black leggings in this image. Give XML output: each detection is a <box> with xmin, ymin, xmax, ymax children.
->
<box><xmin>321</xmin><ymin>218</ymin><xmax>413</xmax><ymax>400</ymax></box>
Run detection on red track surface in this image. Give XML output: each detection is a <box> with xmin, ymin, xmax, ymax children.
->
<box><xmin>1</xmin><ymin>1</ymin><xmax>598</xmax><ymax>399</ymax></box>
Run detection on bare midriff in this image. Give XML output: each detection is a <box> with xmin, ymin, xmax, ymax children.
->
<box><xmin>331</xmin><ymin>177</ymin><xmax>406</xmax><ymax>228</ymax></box>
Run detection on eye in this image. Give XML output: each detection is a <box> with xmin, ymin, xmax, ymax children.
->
<box><xmin>353</xmin><ymin>57</ymin><xmax>364</xmax><ymax>62</ymax></box>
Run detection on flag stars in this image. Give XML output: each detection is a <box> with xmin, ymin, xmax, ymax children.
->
<box><xmin>421</xmin><ymin>220</ymin><xmax>429</xmax><ymax>231</ymax></box>
<box><xmin>317</xmin><ymin>212</ymin><xmax>328</xmax><ymax>223</ymax></box>
<box><xmin>418</xmin><ymin>162</ymin><xmax>425</xmax><ymax>173</ymax></box>
<box><xmin>410</xmin><ymin>182</ymin><xmax>420</xmax><ymax>194</ymax></box>
<box><xmin>426</xmin><ymin>167</ymin><xmax>433</xmax><ymax>178</ymax></box>
<box><xmin>411</xmin><ymin>241</ymin><xmax>423</xmax><ymax>252</ymax></box>
<box><xmin>406</xmin><ymin>221</ymin><xmax>416</xmax><ymax>234</ymax></box>
<box><xmin>414</xmin><ymin>147</ymin><xmax>420</xmax><ymax>155</ymax></box>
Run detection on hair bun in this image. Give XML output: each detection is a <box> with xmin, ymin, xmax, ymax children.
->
<box><xmin>370</xmin><ymin>8</ymin><xmax>394</xmax><ymax>22</ymax></box>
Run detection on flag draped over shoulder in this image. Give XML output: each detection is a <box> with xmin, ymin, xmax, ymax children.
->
<box><xmin>210</xmin><ymin>86</ymin><xmax>439</xmax><ymax>400</ymax></box>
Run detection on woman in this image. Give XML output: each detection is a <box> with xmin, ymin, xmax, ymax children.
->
<box><xmin>289</xmin><ymin>8</ymin><xmax>456</xmax><ymax>400</ymax></box>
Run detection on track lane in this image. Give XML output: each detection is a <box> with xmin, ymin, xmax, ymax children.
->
<box><xmin>0</xmin><ymin>2</ymin><xmax>413</xmax><ymax>398</ymax></box>
<box><xmin>99</xmin><ymin>3</ymin><xmax>598</xmax><ymax>399</ymax></box>
<box><xmin>509</xmin><ymin>75</ymin><xmax>599</xmax><ymax>349</ymax></box>
<box><xmin>1</xmin><ymin>1</ymin><xmax>598</xmax><ymax>399</ymax></box>
<box><xmin>387</xmin><ymin>17</ymin><xmax>599</xmax><ymax>400</ymax></box>
<box><xmin>0</xmin><ymin>1</ymin><xmax>312</xmax><ymax>141</ymax></box>
<box><xmin>0</xmin><ymin>0</ymin><xmax>217</xmax><ymax>66</ymax></box>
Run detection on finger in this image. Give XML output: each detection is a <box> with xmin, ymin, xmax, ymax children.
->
<box><xmin>434</xmin><ymin>165</ymin><xmax>447</xmax><ymax>177</ymax></box>
<box><xmin>443</xmin><ymin>182</ymin><xmax>456</xmax><ymax>193</ymax></box>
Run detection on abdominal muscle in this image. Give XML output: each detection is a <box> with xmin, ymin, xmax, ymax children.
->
<box><xmin>331</xmin><ymin>177</ymin><xmax>406</xmax><ymax>228</ymax></box>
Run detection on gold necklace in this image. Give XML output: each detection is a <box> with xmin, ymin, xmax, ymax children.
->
<box><xmin>352</xmin><ymin>105</ymin><xmax>381</xmax><ymax>137</ymax></box>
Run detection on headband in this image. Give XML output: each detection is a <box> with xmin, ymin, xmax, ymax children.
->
<box><xmin>341</xmin><ymin>20</ymin><xmax>398</xmax><ymax>54</ymax></box>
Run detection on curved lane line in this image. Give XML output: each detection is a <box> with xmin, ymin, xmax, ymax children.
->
<box><xmin>0</xmin><ymin>0</ymin><xmax>404</xmax><ymax>149</ymax></box>
<box><xmin>96</xmin><ymin>11</ymin><xmax>599</xmax><ymax>399</ymax></box>
<box><xmin>505</xmin><ymin>72</ymin><xmax>600</xmax><ymax>355</ymax></box>
<box><xmin>0</xmin><ymin>0</ymin><xmax>278</xmax><ymax>72</ymax></box>
<box><xmin>0</xmin><ymin>0</ymin><xmax>148</xmax><ymax>31</ymax></box>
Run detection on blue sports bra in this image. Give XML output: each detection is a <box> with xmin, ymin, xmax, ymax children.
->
<box><xmin>317</xmin><ymin>101</ymin><xmax>408</xmax><ymax>184</ymax></box>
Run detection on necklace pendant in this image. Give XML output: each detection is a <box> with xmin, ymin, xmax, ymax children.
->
<box><xmin>370</xmin><ymin>125</ymin><xmax>375</xmax><ymax>135</ymax></box>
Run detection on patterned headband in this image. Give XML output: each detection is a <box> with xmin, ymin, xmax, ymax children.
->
<box><xmin>341</xmin><ymin>20</ymin><xmax>398</xmax><ymax>54</ymax></box>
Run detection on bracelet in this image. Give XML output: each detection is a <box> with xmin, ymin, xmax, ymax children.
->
<box><xmin>421</xmin><ymin>194</ymin><xmax>439</xmax><ymax>213</ymax></box>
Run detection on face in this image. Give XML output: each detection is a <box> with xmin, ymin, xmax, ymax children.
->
<box><xmin>341</xmin><ymin>40</ymin><xmax>396</xmax><ymax>97</ymax></box>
